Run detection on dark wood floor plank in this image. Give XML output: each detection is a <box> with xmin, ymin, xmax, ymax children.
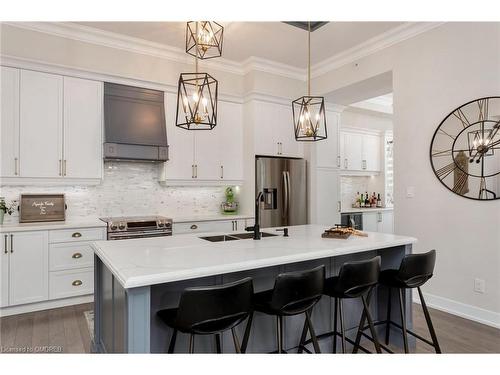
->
<box><xmin>32</xmin><ymin>309</ymin><xmax>49</xmax><ymax>351</ymax></box>
<box><xmin>48</xmin><ymin>307</ymin><xmax>66</xmax><ymax>353</ymax></box>
<box><xmin>0</xmin><ymin>316</ymin><xmax>18</xmax><ymax>351</ymax></box>
<box><xmin>62</xmin><ymin>305</ymin><xmax>85</xmax><ymax>353</ymax></box>
<box><xmin>13</xmin><ymin>313</ymin><xmax>34</xmax><ymax>351</ymax></box>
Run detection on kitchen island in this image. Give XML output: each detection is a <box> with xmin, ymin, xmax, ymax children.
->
<box><xmin>91</xmin><ymin>224</ymin><xmax>417</xmax><ymax>353</ymax></box>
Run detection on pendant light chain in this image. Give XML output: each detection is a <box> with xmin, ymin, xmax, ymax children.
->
<box><xmin>308</xmin><ymin>21</ymin><xmax>311</xmax><ymax>96</ymax></box>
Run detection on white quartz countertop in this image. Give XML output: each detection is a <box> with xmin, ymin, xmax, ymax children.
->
<box><xmin>171</xmin><ymin>214</ymin><xmax>254</xmax><ymax>223</ymax></box>
<box><xmin>0</xmin><ymin>219</ymin><xmax>106</xmax><ymax>233</ymax></box>
<box><xmin>92</xmin><ymin>224</ymin><xmax>416</xmax><ymax>289</ymax></box>
<box><xmin>341</xmin><ymin>207</ymin><xmax>394</xmax><ymax>214</ymax></box>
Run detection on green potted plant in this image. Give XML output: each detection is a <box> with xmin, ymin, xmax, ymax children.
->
<box><xmin>221</xmin><ymin>187</ymin><xmax>238</xmax><ymax>214</ymax></box>
<box><xmin>0</xmin><ymin>197</ymin><xmax>17</xmax><ymax>225</ymax></box>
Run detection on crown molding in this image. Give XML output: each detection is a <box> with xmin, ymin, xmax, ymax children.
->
<box><xmin>3</xmin><ymin>21</ymin><xmax>445</xmax><ymax>83</ymax></box>
<box><xmin>311</xmin><ymin>22</ymin><xmax>445</xmax><ymax>78</ymax></box>
<box><xmin>2</xmin><ymin>22</ymin><xmax>245</xmax><ymax>76</ymax></box>
<box><xmin>2</xmin><ymin>22</ymin><xmax>305</xmax><ymax>80</ymax></box>
<box><xmin>242</xmin><ymin>56</ymin><xmax>305</xmax><ymax>81</ymax></box>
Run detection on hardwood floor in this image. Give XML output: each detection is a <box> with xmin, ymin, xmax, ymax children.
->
<box><xmin>1</xmin><ymin>303</ymin><xmax>498</xmax><ymax>353</ymax></box>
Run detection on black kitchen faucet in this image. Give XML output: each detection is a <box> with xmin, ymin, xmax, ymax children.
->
<box><xmin>246</xmin><ymin>191</ymin><xmax>264</xmax><ymax>240</ymax></box>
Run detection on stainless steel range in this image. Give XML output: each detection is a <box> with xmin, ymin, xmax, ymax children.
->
<box><xmin>100</xmin><ymin>216</ymin><xmax>172</xmax><ymax>240</ymax></box>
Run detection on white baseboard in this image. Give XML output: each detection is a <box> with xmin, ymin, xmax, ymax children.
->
<box><xmin>0</xmin><ymin>295</ymin><xmax>93</xmax><ymax>317</ymax></box>
<box><xmin>413</xmin><ymin>291</ymin><xmax>500</xmax><ymax>329</ymax></box>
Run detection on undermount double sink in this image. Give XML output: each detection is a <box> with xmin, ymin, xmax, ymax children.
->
<box><xmin>200</xmin><ymin>232</ymin><xmax>278</xmax><ymax>242</ymax></box>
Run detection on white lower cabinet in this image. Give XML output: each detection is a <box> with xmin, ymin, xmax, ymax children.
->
<box><xmin>173</xmin><ymin>219</ymin><xmax>251</xmax><ymax>235</ymax></box>
<box><xmin>362</xmin><ymin>211</ymin><xmax>394</xmax><ymax>233</ymax></box>
<box><xmin>49</xmin><ymin>268</ymin><xmax>94</xmax><ymax>300</ymax></box>
<box><xmin>2</xmin><ymin>231</ymin><xmax>49</xmax><ymax>306</ymax></box>
<box><xmin>0</xmin><ymin>225</ymin><xmax>105</xmax><ymax>310</ymax></box>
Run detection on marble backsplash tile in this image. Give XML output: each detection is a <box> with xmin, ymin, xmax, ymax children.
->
<box><xmin>0</xmin><ymin>162</ymin><xmax>228</xmax><ymax>224</ymax></box>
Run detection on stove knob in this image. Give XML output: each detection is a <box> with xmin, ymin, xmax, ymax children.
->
<box><xmin>110</xmin><ymin>224</ymin><xmax>118</xmax><ymax>231</ymax></box>
<box><xmin>118</xmin><ymin>222</ymin><xmax>126</xmax><ymax>230</ymax></box>
<box><xmin>158</xmin><ymin>221</ymin><xmax>165</xmax><ymax>227</ymax></box>
<box><xmin>165</xmin><ymin>222</ymin><xmax>172</xmax><ymax>228</ymax></box>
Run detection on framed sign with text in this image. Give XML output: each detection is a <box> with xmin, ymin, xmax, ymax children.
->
<box><xmin>19</xmin><ymin>194</ymin><xmax>66</xmax><ymax>223</ymax></box>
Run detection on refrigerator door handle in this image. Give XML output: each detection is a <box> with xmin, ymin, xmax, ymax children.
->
<box><xmin>282</xmin><ymin>171</ymin><xmax>288</xmax><ymax>219</ymax></box>
<box><xmin>286</xmin><ymin>171</ymin><xmax>291</xmax><ymax>221</ymax></box>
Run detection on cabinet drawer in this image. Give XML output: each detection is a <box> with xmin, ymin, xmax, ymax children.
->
<box><xmin>49</xmin><ymin>227</ymin><xmax>105</xmax><ymax>243</ymax></box>
<box><xmin>173</xmin><ymin>221</ymin><xmax>217</xmax><ymax>234</ymax></box>
<box><xmin>49</xmin><ymin>242</ymin><xmax>94</xmax><ymax>271</ymax></box>
<box><xmin>49</xmin><ymin>268</ymin><xmax>93</xmax><ymax>300</ymax></box>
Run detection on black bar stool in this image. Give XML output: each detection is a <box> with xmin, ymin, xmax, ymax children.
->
<box><xmin>157</xmin><ymin>277</ymin><xmax>253</xmax><ymax>353</ymax></box>
<box><xmin>353</xmin><ymin>250</ymin><xmax>441</xmax><ymax>353</ymax></box>
<box><xmin>306</xmin><ymin>256</ymin><xmax>382</xmax><ymax>353</ymax></box>
<box><xmin>241</xmin><ymin>265</ymin><xmax>325</xmax><ymax>354</ymax></box>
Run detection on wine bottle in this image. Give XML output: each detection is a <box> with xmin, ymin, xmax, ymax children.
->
<box><xmin>377</xmin><ymin>193</ymin><xmax>382</xmax><ymax>208</ymax></box>
<box><xmin>364</xmin><ymin>192</ymin><xmax>369</xmax><ymax>207</ymax></box>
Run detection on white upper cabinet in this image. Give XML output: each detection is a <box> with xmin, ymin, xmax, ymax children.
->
<box><xmin>340</xmin><ymin>129</ymin><xmax>381</xmax><ymax>173</ymax></box>
<box><xmin>19</xmin><ymin>70</ymin><xmax>63</xmax><ymax>178</ymax></box>
<box><xmin>1</xmin><ymin>68</ymin><xmax>103</xmax><ymax>184</ymax></box>
<box><xmin>0</xmin><ymin>67</ymin><xmax>20</xmax><ymax>178</ymax></box>
<box><xmin>342</xmin><ymin>132</ymin><xmax>363</xmax><ymax>170</ymax></box>
<box><xmin>63</xmin><ymin>77</ymin><xmax>103</xmax><ymax>179</ymax></box>
<box><xmin>161</xmin><ymin>95</ymin><xmax>244</xmax><ymax>185</ymax></box>
<box><xmin>253</xmin><ymin>101</ymin><xmax>303</xmax><ymax>158</ymax></box>
<box><xmin>362</xmin><ymin>134</ymin><xmax>381</xmax><ymax>172</ymax></box>
<box><xmin>215</xmin><ymin>100</ymin><xmax>243</xmax><ymax>181</ymax></box>
<box><xmin>316</xmin><ymin>110</ymin><xmax>341</xmax><ymax>168</ymax></box>
<box><xmin>163</xmin><ymin>93</ymin><xmax>196</xmax><ymax>181</ymax></box>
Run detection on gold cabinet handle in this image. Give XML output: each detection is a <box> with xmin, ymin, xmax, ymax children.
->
<box><xmin>4</xmin><ymin>235</ymin><xmax>7</xmax><ymax>254</ymax></box>
<box><xmin>10</xmin><ymin>234</ymin><xmax>13</xmax><ymax>253</ymax></box>
<box><xmin>14</xmin><ymin>158</ymin><xmax>19</xmax><ymax>175</ymax></box>
<box><xmin>59</xmin><ymin>159</ymin><xmax>62</xmax><ymax>176</ymax></box>
<box><xmin>220</xmin><ymin>165</ymin><xmax>224</xmax><ymax>179</ymax></box>
<box><xmin>190</xmin><ymin>224</ymin><xmax>198</xmax><ymax>230</ymax></box>
<box><xmin>72</xmin><ymin>280</ymin><xmax>83</xmax><ymax>287</ymax></box>
<box><xmin>63</xmin><ymin>160</ymin><xmax>67</xmax><ymax>176</ymax></box>
<box><xmin>71</xmin><ymin>232</ymin><xmax>82</xmax><ymax>238</ymax></box>
<box><xmin>72</xmin><ymin>252</ymin><xmax>82</xmax><ymax>259</ymax></box>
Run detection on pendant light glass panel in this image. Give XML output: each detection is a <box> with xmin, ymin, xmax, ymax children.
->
<box><xmin>176</xmin><ymin>72</ymin><xmax>218</xmax><ymax>130</ymax></box>
<box><xmin>186</xmin><ymin>21</ymin><xmax>224</xmax><ymax>59</ymax></box>
<box><xmin>292</xmin><ymin>96</ymin><xmax>327</xmax><ymax>141</ymax></box>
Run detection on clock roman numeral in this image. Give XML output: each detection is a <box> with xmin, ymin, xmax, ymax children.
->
<box><xmin>437</xmin><ymin>128</ymin><xmax>457</xmax><ymax>140</ymax></box>
<box><xmin>452</xmin><ymin>108</ymin><xmax>471</xmax><ymax>129</ymax></box>
<box><xmin>478</xmin><ymin>98</ymin><xmax>489</xmax><ymax>121</ymax></box>
<box><xmin>431</xmin><ymin>149</ymin><xmax>453</xmax><ymax>157</ymax></box>
<box><xmin>436</xmin><ymin>162</ymin><xmax>456</xmax><ymax>179</ymax></box>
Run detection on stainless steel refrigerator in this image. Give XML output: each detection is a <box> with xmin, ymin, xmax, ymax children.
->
<box><xmin>255</xmin><ymin>156</ymin><xmax>307</xmax><ymax>228</ymax></box>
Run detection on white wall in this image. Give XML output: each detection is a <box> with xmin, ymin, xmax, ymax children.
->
<box><xmin>314</xmin><ymin>22</ymin><xmax>500</xmax><ymax>324</ymax></box>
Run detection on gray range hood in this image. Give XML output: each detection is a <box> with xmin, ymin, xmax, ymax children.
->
<box><xmin>103</xmin><ymin>83</ymin><xmax>168</xmax><ymax>162</ymax></box>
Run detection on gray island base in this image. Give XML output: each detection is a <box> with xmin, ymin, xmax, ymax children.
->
<box><xmin>91</xmin><ymin>225</ymin><xmax>416</xmax><ymax>353</ymax></box>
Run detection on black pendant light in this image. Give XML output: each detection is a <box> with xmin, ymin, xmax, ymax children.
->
<box><xmin>176</xmin><ymin>22</ymin><xmax>219</xmax><ymax>130</ymax></box>
<box><xmin>292</xmin><ymin>22</ymin><xmax>327</xmax><ymax>142</ymax></box>
<box><xmin>185</xmin><ymin>21</ymin><xmax>224</xmax><ymax>60</ymax></box>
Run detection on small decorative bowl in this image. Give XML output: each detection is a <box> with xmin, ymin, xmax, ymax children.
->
<box><xmin>221</xmin><ymin>202</ymin><xmax>238</xmax><ymax>213</ymax></box>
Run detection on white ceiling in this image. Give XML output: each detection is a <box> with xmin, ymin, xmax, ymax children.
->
<box><xmin>75</xmin><ymin>22</ymin><xmax>405</xmax><ymax>68</ymax></box>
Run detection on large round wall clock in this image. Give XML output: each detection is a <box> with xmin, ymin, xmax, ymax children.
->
<box><xmin>430</xmin><ymin>96</ymin><xmax>500</xmax><ymax>200</ymax></box>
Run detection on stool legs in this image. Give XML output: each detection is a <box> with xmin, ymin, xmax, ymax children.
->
<box><xmin>168</xmin><ymin>329</ymin><xmax>177</xmax><ymax>353</ymax></box>
<box><xmin>240</xmin><ymin>311</ymin><xmax>253</xmax><ymax>353</ymax></box>
<box><xmin>338</xmin><ymin>299</ymin><xmax>347</xmax><ymax>353</ymax></box>
<box><xmin>398</xmin><ymin>288</ymin><xmax>409</xmax><ymax>353</ymax></box>
<box><xmin>417</xmin><ymin>287</ymin><xmax>441</xmax><ymax>353</ymax></box>
<box><xmin>189</xmin><ymin>333</ymin><xmax>195</xmax><ymax>353</ymax></box>
<box><xmin>362</xmin><ymin>295</ymin><xmax>382</xmax><ymax>353</ymax></box>
<box><xmin>215</xmin><ymin>333</ymin><xmax>222</xmax><ymax>353</ymax></box>
<box><xmin>333</xmin><ymin>298</ymin><xmax>338</xmax><ymax>353</ymax></box>
<box><xmin>231</xmin><ymin>328</ymin><xmax>242</xmax><ymax>353</ymax></box>
<box><xmin>276</xmin><ymin>316</ymin><xmax>284</xmax><ymax>354</ymax></box>
<box><xmin>305</xmin><ymin>309</ymin><xmax>321</xmax><ymax>353</ymax></box>
<box><xmin>385</xmin><ymin>287</ymin><xmax>392</xmax><ymax>345</ymax></box>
